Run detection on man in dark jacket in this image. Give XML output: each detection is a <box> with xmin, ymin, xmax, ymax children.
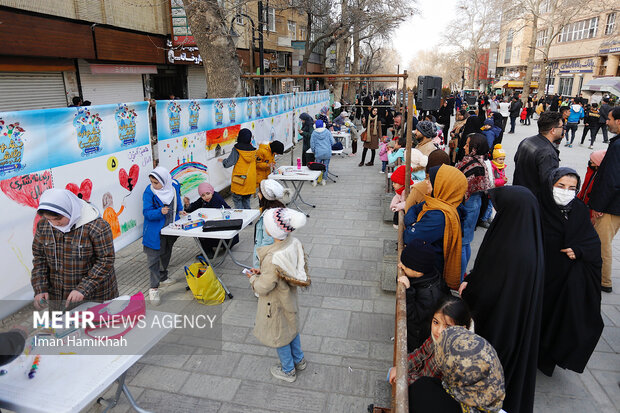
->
<box><xmin>508</xmin><ymin>96</ymin><xmax>523</xmax><ymax>133</ymax></box>
<box><xmin>588</xmin><ymin>107</ymin><xmax>620</xmax><ymax>293</ymax></box>
<box><xmin>513</xmin><ymin>111</ymin><xmax>562</xmax><ymax>200</ymax></box>
<box><xmin>596</xmin><ymin>97</ymin><xmax>612</xmax><ymax>144</ymax></box>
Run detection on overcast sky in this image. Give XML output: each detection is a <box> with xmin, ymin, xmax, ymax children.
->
<box><xmin>392</xmin><ymin>0</ymin><xmax>458</xmax><ymax>68</ymax></box>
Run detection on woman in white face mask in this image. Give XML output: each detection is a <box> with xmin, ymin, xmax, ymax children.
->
<box><xmin>538</xmin><ymin>167</ymin><xmax>603</xmax><ymax>378</ymax></box>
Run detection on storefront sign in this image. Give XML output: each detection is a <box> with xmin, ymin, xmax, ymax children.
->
<box><xmin>170</xmin><ymin>0</ymin><xmax>195</xmax><ymax>46</ymax></box>
<box><xmin>90</xmin><ymin>64</ymin><xmax>157</xmax><ymax>74</ymax></box>
<box><xmin>558</xmin><ymin>58</ymin><xmax>594</xmax><ymax>74</ymax></box>
<box><xmin>167</xmin><ymin>42</ymin><xmax>202</xmax><ymax>65</ymax></box>
<box><xmin>599</xmin><ymin>39</ymin><xmax>620</xmax><ymax>54</ymax></box>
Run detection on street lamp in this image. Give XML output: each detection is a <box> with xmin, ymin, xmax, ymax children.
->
<box><xmin>230</xmin><ymin>8</ymin><xmax>265</xmax><ymax>95</ymax></box>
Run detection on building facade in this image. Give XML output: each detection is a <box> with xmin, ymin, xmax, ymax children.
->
<box><xmin>495</xmin><ymin>7</ymin><xmax>619</xmax><ymax>98</ymax></box>
<box><xmin>0</xmin><ymin>0</ymin><xmax>324</xmax><ymax>111</ymax></box>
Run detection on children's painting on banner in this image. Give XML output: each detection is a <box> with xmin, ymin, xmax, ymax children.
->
<box><xmin>0</xmin><ymin>101</ymin><xmax>152</xmax><ymax>308</ymax></box>
<box><xmin>156</xmin><ymin>90</ymin><xmax>330</xmax><ymax>197</ymax></box>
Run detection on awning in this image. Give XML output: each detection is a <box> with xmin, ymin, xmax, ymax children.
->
<box><xmin>506</xmin><ymin>81</ymin><xmax>538</xmax><ymax>88</ymax></box>
<box><xmin>582</xmin><ymin>77</ymin><xmax>620</xmax><ymax>97</ymax></box>
<box><xmin>492</xmin><ymin>80</ymin><xmax>508</xmax><ymax>88</ymax></box>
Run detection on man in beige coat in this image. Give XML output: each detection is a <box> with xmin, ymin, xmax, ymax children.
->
<box><xmin>247</xmin><ymin>208</ymin><xmax>311</xmax><ymax>382</ymax></box>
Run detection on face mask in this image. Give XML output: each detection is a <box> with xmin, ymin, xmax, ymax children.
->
<box><xmin>553</xmin><ymin>187</ymin><xmax>576</xmax><ymax>206</ymax></box>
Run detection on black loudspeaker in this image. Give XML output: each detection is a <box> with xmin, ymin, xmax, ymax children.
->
<box><xmin>417</xmin><ymin>76</ymin><xmax>442</xmax><ymax>111</ymax></box>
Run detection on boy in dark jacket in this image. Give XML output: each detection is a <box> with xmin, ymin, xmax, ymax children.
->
<box><xmin>398</xmin><ymin>239</ymin><xmax>448</xmax><ymax>352</ymax></box>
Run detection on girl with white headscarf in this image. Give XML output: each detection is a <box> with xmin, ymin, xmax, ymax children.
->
<box><xmin>142</xmin><ymin>166</ymin><xmax>184</xmax><ymax>305</ymax></box>
<box><xmin>32</xmin><ymin>188</ymin><xmax>118</xmax><ymax>309</ymax></box>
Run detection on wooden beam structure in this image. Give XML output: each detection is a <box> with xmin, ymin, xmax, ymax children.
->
<box><xmin>241</xmin><ymin>71</ymin><xmax>408</xmax><ymax>80</ymax></box>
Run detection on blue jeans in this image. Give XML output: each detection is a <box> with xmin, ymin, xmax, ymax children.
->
<box><xmin>276</xmin><ymin>333</ymin><xmax>304</xmax><ymax>373</ymax></box>
<box><xmin>481</xmin><ymin>197</ymin><xmax>493</xmax><ymax>222</ymax></box>
<box><xmin>461</xmin><ymin>193</ymin><xmax>482</xmax><ymax>278</ymax></box>
<box><xmin>381</xmin><ymin>160</ymin><xmax>388</xmax><ymax>172</ymax></box>
<box><xmin>509</xmin><ymin>116</ymin><xmax>517</xmax><ymax>132</ymax></box>
<box><xmin>232</xmin><ymin>193</ymin><xmax>251</xmax><ymax>209</ymax></box>
<box><xmin>317</xmin><ymin>158</ymin><xmax>330</xmax><ymax>178</ymax></box>
<box><xmin>566</xmin><ymin>122</ymin><xmax>578</xmax><ymax>144</ymax></box>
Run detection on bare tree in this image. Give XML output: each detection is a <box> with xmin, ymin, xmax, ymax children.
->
<box><xmin>406</xmin><ymin>49</ymin><xmax>462</xmax><ymax>90</ymax></box>
<box><xmin>183</xmin><ymin>0</ymin><xmax>244</xmax><ymax>98</ymax></box>
<box><xmin>442</xmin><ymin>0</ymin><xmax>502</xmax><ymax>89</ymax></box>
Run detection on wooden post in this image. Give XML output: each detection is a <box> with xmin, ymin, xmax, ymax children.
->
<box><xmin>391</xmin><ymin>90</ymin><xmax>413</xmax><ymax>413</ymax></box>
<box><xmin>395</xmin><ymin>65</ymin><xmax>400</xmax><ymax>109</ymax></box>
<box><xmin>401</xmin><ymin>71</ymin><xmax>408</xmax><ymax>139</ymax></box>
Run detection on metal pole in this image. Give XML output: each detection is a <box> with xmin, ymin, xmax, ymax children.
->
<box><xmin>391</xmin><ymin>90</ymin><xmax>414</xmax><ymax>413</ymax></box>
<box><xmin>258</xmin><ymin>1</ymin><xmax>265</xmax><ymax>95</ymax></box>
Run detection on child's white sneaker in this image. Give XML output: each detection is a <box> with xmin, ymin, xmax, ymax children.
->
<box><xmin>160</xmin><ymin>278</ymin><xmax>176</xmax><ymax>287</ymax></box>
<box><xmin>149</xmin><ymin>288</ymin><xmax>160</xmax><ymax>306</ymax></box>
<box><xmin>270</xmin><ymin>365</ymin><xmax>296</xmax><ymax>382</ymax></box>
<box><xmin>312</xmin><ymin>181</ymin><xmax>317</xmax><ymax>187</ymax></box>
<box><xmin>321</xmin><ymin>180</ymin><xmax>326</xmax><ymax>186</ymax></box>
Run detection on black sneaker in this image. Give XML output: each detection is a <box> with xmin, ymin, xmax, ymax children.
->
<box><xmin>601</xmin><ymin>285</ymin><xmax>613</xmax><ymax>293</ymax></box>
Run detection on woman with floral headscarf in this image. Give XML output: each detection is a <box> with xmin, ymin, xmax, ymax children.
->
<box><xmin>409</xmin><ymin>326</ymin><xmax>505</xmax><ymax>413</ymax></box>
<box><xmin>455</xmin><ymin>133</ymin><xmax>492</xmax><ymax>280</ymax></box>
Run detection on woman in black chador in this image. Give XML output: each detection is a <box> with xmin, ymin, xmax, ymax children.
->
<box><xmin>537</xmin><ymin>167</ymin><xmax>604</xmax><ymax>377</ymax></box>
<box><xmin>460</xmin><ymin>186</ymin><xmax>544</xmax><ymax>413</ymax></box>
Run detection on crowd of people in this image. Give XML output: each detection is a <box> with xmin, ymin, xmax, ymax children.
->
<box><xmin>335</xmin><ymin>88</ymin><xmax>618</xmax><ymax>412</ymax></box>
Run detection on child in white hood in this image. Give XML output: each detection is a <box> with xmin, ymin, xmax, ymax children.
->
<box><xmin>246</xmin><ymin>208</ymin><xmax>310</xmax><ymax>383</ymax></box>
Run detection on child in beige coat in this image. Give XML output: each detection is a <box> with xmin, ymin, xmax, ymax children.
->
<box><xmin>246</xmin><ymin>208</ymin><xmax>310</xmax><ymax>382</ymax></box>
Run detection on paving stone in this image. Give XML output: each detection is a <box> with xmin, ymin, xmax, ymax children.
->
<box><xmin>601</xmin><ymin>304</ymin><xmax>620</xmax><ymax>327</ymax></box>
<box><xmin>600</xmin><ymin>326</ymin><xmax>620</xmax><ymax>352</ymax></box>
<box><xmin>321</xmin><ymin>296</ymin><xmax>364</xmax><ymax>311</ymax></box>
<box><xmin>178</xmin><ymin>372</ymin><xmax>241</xmax><ymax>402</ymax></box>
<box><xmin>183</xmin><ymin>351</ymin><xmax>242</xmax><ymax>376</ymax></box>
<box><xmin>373</xmin><ymin>299</ymin><xmax>396</xmax><ymax>314</ymax></box>
<box><xmin>321</xmin><ymin>337</ymin><xmax>370</xmax><ymax>358</ymax></box>
<box><xmin>533</xmin><ymin>393</ymin><xmax>605</xmax><ymax>413</ymax></box>
<box><xmin>233</xmin><ymin>381</ymin><xmax>328</xmax><ymax>412</ymax></box>
<box><xmin>135</xmin><ymin>389</ymin><xmax>220</xmax><ymax>413</ymax></box>
<box><xmin>369</xmin><ymin>341</ymin><xmax>394</xmax><ymax>362</ymax></box>
<box><xmin>590</xmin><ymin>369</ymin><xmax>620</xmax><ymax>408</ymax></box>
<box><xmin>221</xmin><ymin>299</ymin><xmax>257</xmax><ymax>328</ymax></box>
<box><xmin>348</xmin><ymin>313</ymin><xmax>395</xmax><ymax>342</ymax></box>
<box><xmin>222</xmin><ymin>341</ymin><xmax>270</xmax><ymax>356</ymax></box>
<box><xmin>326</xmin><ymin>394</ymin><xmax>374</xmax><ymax>413</ymax></box>
<box><xmin>140</xmin><ymin>343</ymin><xmax>193</xmax><ymax>368</ymax></box>
<box><xmin>363</xmin><ymin>300</ymin><xmax>375</xmax><ymax>312</ymax></box>
<box><xmin>302</xmin><ymin>308</ymin><xmax>351</xmax><ymax>338</ymax></box>
<box><xmin>84</xmin><ymin>384</ymin><xmax>145</xmax><ymax>413</ymax></box>
<box><xmin>343</xmin><ymin>356</ymin><xmax>392</xmax><ymax>372</ymax></box>
<box><xmin>129</xmin><ymin>365</ymin><xmax>190</xmax><ymax>393</ymax></box>
<box><xmin>217</xmin><ymin>403</ymin><xmax>279</xmax><ymax>413</ymax></box>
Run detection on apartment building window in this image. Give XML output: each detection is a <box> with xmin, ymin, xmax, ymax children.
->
<box><xmin>558</xmin><ymin>77</ymin><xmax>574</xmax><ymax>96</ymax></box>
<box><xmin>558</xmin><ymin>17</ymin><xmax>598</xmax><ymax>42</ymax></box>
<box><xmin>536</xmin><ymin>29</ymin><xmax>548</xmax><ymax>47</ymax></box>
<box><xmin>504</xmin><ymin>29</ymin><xmax>513</xmax><ymax>64</ymax></box>
<box><xmin>261</xmin><ymin>7</ymin><xmax>276</xmax><ymax>32</ymax></box>
<box><xmin>288</xmin><ymin>21</ymin><xmax>297</xmax><ymax>39</ymax></box>
<box><xmin>300</xmin><ymin>27</ymin><xmax>306</xmax><ymax>40</ymax></box>
<box><xmin>605</xmin><ymin>13</ymin><xmax>616</xmax><ymax>35</ymax></box>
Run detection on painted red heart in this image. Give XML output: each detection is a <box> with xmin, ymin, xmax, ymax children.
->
<box><xmin>0</xmin><ymin>171</ymin><xmax>54</xmax><ymax>208</ymax></box>
<box><xmin>119</xmin><ymin>164</ymin><xmax>139</xmax><ymax>192</ymax></box>
<box><xmin>65</xmin><ymin>179</ymin><xmax>92</xmax><ymax>202</ymax></box>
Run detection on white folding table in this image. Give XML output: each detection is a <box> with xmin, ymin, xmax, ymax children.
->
<box><xmin>332</xmin><ymin>131</ymin><xmax>351</xmax><ymax>149</ymax></box>
<box><xmin>161</xmin><ymin>208</ymin><xmax>260</xmax><ymax>299</ymax></box>
<box><xmin>0</xmin><ymin>307</ymin><xmax>174</xmax><ymax>413</ymax></box>
<box><xmin>305</xmin><ymin>148</ymin><xmax>341</xmax><ymax>182</ymax></box>
<box><xmin>268</xmin><ymin>166</ymin><xmax>321</xmax><ymax>217</ymax></box>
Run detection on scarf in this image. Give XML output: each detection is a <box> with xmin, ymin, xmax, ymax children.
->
<box><xmin>451</xmin><ymin>119</ymin><xmax>467</xmax><ymax>136</ymax></box>
<box><xmin>38</xmin><ymin>188</ymin><xmax>85</xmax><ymax>233</ymax></box>
<box><xmin>491</xmin><ymin>160</ymin><xmax>506</xmax><ymax>170</ymax></box>
<box><xmin>149</xmin><ymin>166</ymin><xmax>175</xmax><ymax>204</ymax></box>
<box><xmin>436</xmin><ymin>327</ymin><xmax>505</xmax><ymax>413</ymax></box>
<box><xmin>367</xmin><ymin>113</ymin><xmax>378</xmax><ymax>136</ymax></box>
<box><xmin>457</xmin><ymin>154</ymin><xmax>492</xmax><ymax>201</ymax></box>
<box><xmin>417</xmin><ymin>165</ymin><xmax>467</xmax><ymax>289</ymax></box>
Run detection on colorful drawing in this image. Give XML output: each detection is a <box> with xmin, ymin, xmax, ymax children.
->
<box><xmin>0</xmin><ymin>170</ymin><xmax>54</xmax><ymax>234</ymax></box>
<box><xmin>274</xmin><ymin>97</ymin><xmax>279</xmax><ymax>114</ymax></box>
<box><xmin>228</xmin><ymin>100</ymin><xmax>237</xmax><ymax>124</ymax></box>
<box><xmin>102</xmin><ymin>192</ymin><xmax>124</xmax><ymax>239</ymax></box>
<box><xmin>119</xmin><ymin>164</ymin><xmax>140</xmax><ymax>192</ymax></box>
<box><xmin>255</xmin><ymin>98</ymin><xmax>261</xmax><ymax>117</ymax></box>
<box><xmin>206</xmin><ymin>125</ymin><xmax>241</xmax><ymax>149</ymax></box>
<box><xmin>73</xmin><ymin>108</ymin><xmax>102</xmax><ymax>156</ymax></box>
<box><xmin>189</xmin><ymin>101</ymin><xmax>200</xmax><ymax>130</ymax></box>
<box><xmin>247</xmin><ymin>98</ymin><xmax>254</xmax><ymax>120</ymax></box>
<box><xmin>115</xmin><ymin>104</ymin><xmax>138</xmax><ymax>146</ymax></box>
<box><xmin>214</xmin><ymin>100</ymin><xmax>224</xmax><ymax>126</ymax></box>
<box><xmin>170</xmin><ymin>162</ymin><xmax>209</xmax><ymax>196</ymax></box>
<box><xmin>266</xmin><ymin>97</ymin><xmax>272</xmax><ymax>116</ymax></box>
<box><xmin>167</xmin><ymin>101</ymin><xmax>181</xmax><ymax>135</ymax></box>
<box><xmin>0</xmin><ymin>119</ymin><xmax>26</xmax><ymax>176</ymax></box>
<box><xmin>65</xmin><ymin>179</ymin><xmax>93</xmax><ymax>201</ymax></box>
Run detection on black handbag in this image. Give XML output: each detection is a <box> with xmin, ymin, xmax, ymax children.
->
<box><xmin>202</xmin><ymin>219</ymin><xmax>243</xmax><ymax>232</ymax></box>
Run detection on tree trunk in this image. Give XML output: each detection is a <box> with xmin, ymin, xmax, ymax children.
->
<box><xmin>537</xmin><ymin>38</ymin><xmax>554</xmax><ymax>99</ymax></box>
<box><xmin>333</xmin><ymin>37</ymin><xmax>348</xmax><ymax>102</ymax></box>
<box><xmin>522</xmin><ymin>11</ymin><xmax>538</xmax><ymax>103</ymax></box>
<box><xmin>183</xmin><ymin>0</ymin><xmax>243</xmax><ymax>98</ymax></box>
<box><xmin>300</xmin><ymin>12</ymin><xmax>313</xmax><ymax>75</ymax></box>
